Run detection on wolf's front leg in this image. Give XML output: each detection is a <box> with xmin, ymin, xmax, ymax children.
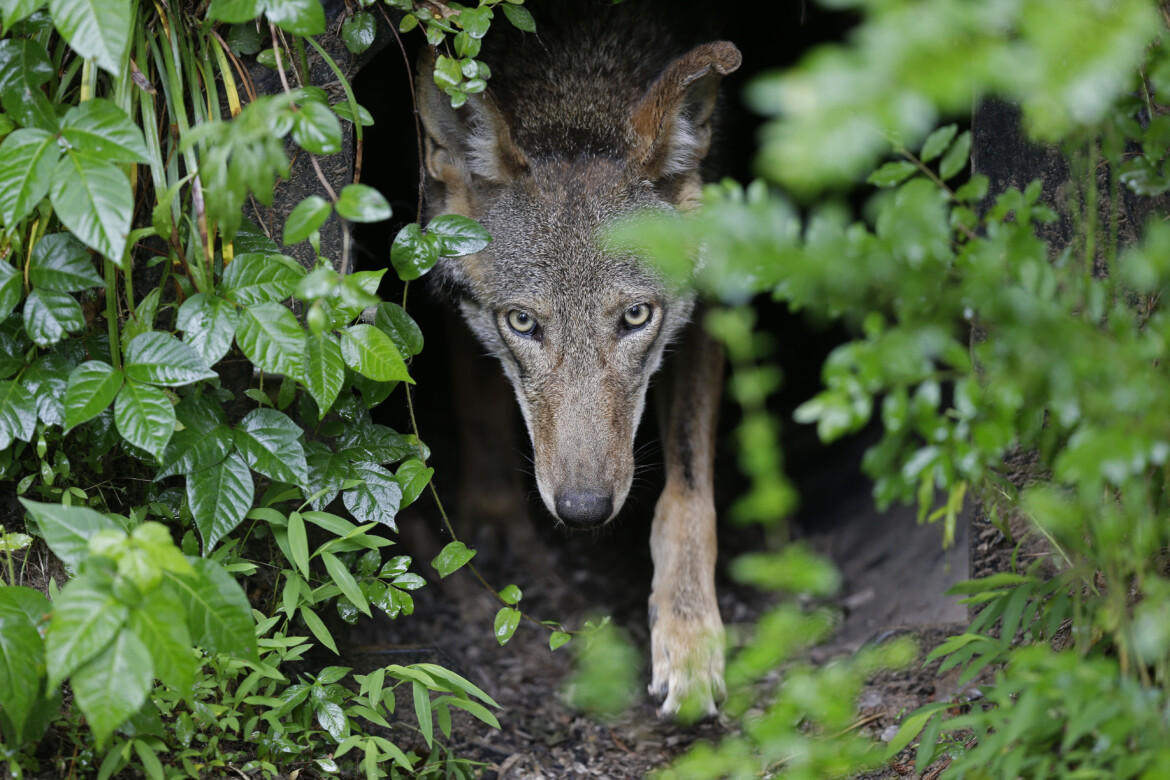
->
<box><xmin>648</xmin><ymin>316</ymin><xmax>725</xmax><ymax>719</ymax></box>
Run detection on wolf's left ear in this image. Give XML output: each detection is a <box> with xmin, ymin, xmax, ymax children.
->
<box><xmin>629</xmin><ymin>41</ymin><xmax>742</xmax><ymax>184</ymax></box>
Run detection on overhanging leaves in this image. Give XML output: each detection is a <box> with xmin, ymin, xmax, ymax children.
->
<box><xmin>49</xmin><ymin>149</ymin><xmax>133</xmax><ymax>264</ymax></box>
<box><xmin>123</xmin><ymin>331</ymin><xmax>217</xmax><ymax>387</ymax></box>
<box><xmin>47</xmin><ymin>0</ymin><xmax>131</xmax><ymax>75</ymax></box>
<box><xmin>60</xmin><ymin>98</ymin><xmax>150</xmax><ymax>163</ymax></box>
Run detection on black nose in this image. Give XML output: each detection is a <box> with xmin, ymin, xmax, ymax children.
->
<box><xmin>555</xmin><ymin>490</ymin><xmax>614</xmax><ymax>528</ymax></box>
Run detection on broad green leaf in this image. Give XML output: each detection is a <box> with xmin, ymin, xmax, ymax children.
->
<box><xmin>63</xmin><ymin>360</ymin><xmax>123</xmax><ymax>431</ymax></box>
<box><xmin>114</xmin><ymin>380</ymin><xmax>176</xmax><ymax>458</ymax></box>
<box><xmin>549</xmin><ymin>631</ymin><xmax>570</xmax><ymax>651</ymax></box>
<box><xmin>494</xmin><ymin>607</ymin><xmax>520</xmax><ymax>645</ymax></box>
<box><xmin>430</xmin><ymin>541</ymin><xmax>475</xmax><ymax>579</ymax></box>
<box><xmin>0</xmin><ymin>379</ymin><xmax>36</xmax><ymax>449</ymax></box>
<box><xmin>299</xmin><ymin>605</ymin><xmax>338</xmax><ymax>653</ymax></box>
<box><xmin>127</xmin><ymin>587</ymin><xmax>194</xmax><ymax>695</ymax></box>
<box><xmin>206</xmin><ymin>0</ymin><xmax>258</xmax><ymax>23</ymax></box>
<box><xmin>342</xmin><ymin>461</ymin><xmax>401</xmax><ymax>530</ymax></box>
<box><xmin>18</xmin><ymin>498</ymin><xmax>121</xmax><ymax>570</ymax></box>
<box><xmin>156</xmin><ymin>424</ymin><xmax>233</xmax><ymax>480</ymax></box>
<box><xmin>920</xmin><ymin>124</ymin><xmax>958</xmax><ymax>163</ymax></box>
<box><xmin>283</xmin><ymin>195</ymin><xmax>331</xmax><ymax>245</ymax></box>
<box><xmin>413</xmin><ymin>680</ymin><xmax>433</xmax><ymax>747</ymax></box>
<box><xmin>265</xmin><ymin>0</ymin><xmax>325</xmax><ymax>36</ymax></box>
<box><xmin>428</xmin><ymin>214</ymin><xmax>491</xmax><ymax>257</ymax></box>
<box><xmin>867</xmin><ymin>160</ymin><xmax>917</xmax><ymax>188</ymax></box>
<box><xmin>187</xmin><ymin>452</ymin><xmax>253</xmax><ymax>553</ymax></box>
<box><xmin>390</xmin><ymin>222</ymin><xmax>439</xmax><ymax>280</ymax></box>
<box><xmin>373</xmin><ymin>302</ymin><xmax>423</xmax><ymax>357</ymax></box>
<box><xmin>0</xmin><ymin>260</ymin><xmax>18</xmax><ymax>321</ymax></box>
<box><xmin>939</xmin><ymin>130</ymin><xmax>972</xmax><ymax>181</ymax></box>
<box><xmin>341</xmin><ymin>11</ymin><xmax>376</xmax><ymax>54</ymax></box>
<box><xmin>123</xmin><ymin>331</ymin><xmax>216</xmax><ymax>387</ymax></box>
<box><xmin>303</xmin><ymin>332</ymin><xmax>345</xmax><ymax>414</ymax></box>
<box><xmin>331</xmin><ymin>101</ymin><xmax>374</xmax><ymax>127</ymax></box>
<box><xmin>49</xmin><ymin>150</ymin><xmax>132</xmax><ymax>263</ymax></box>
<box><xmin>441</xmin><ymin>697</ymin><xmax>501</xmax><ymax>729</ymax></box>
<box><xmin>28</xmin><ymin>233</ymin><xmax>101</xmax><ymax>291</ymax></box>
<box><xmin>497</xmin><ymin>584</ymin><xmax>522</xmax><ymax>606</ymax></box>
<box><xmin>395</xmin><ymin>458</ymin><xmax>433</xmax><ymax>509</ymax></box>
<box><xmin>23</xmin><ymin>288</ymin><xmax>84</xmax><ymax>346</ymax></box>
<box><xmin>60</xmin><ymin>99</ymin><xmax>150</xmax><ymax>163</ymax></box>
<box><xmin>500</xmin><ymin>2</ymin><xmax>535</xmax><ymax>32</ymax></box>
<box><xmin>45</xmin><ymin>571</ymin><xmax>129</xmax><ymax>688</ymax></box>
<box><xmin>70</xmin><ymin>628</ymin><xmax>151</xmax><ymax>749</ymax></box>
<box><xmin>432</xmin><ymin>55</ymin><xmax>462</xmax><ymax>90</ymax></box>
<box><xmin>315</xmin><ymin>699</ymin><xmax>348</xmax><ymax>743</ymax></box>
<box><xmin>176</xmin><ymin>293</ymin><xmax>239</xmax><ymax>367</ymax></box>
<box><xmin>340</xmin><ymin>324</ymin><xmax>412</xmax><ymax>383</ymax></box>
<box><xmin>47</xmin><ymin>0</ymin><xmax>130</xmax><ymax>74</ymax></box>
<box><xmin>0</xmin><ymin>127</ymin><xmax>57</xmax><ymax>225</ymax></box>
<box><xmin>292</xmin><ymin>100</ymin><xmax>341</xmax><ymax>155</ymax></box>
<box><xmin>236</xmin><ymin>301</ymin><xmax>306</xmax><ymax>377</ymax></box>
<box><xmin>233</xmin><ymin>408</ymin><xmax>309</xmax><ymax>486</ymax></box>
<box><xmin>322</xmin><ymin>551</ymin><xmax>370</xmax><ymax>617</ymax></box>
<box><xmin>221</xmin><ymin>252</ymin><xmax>305</xmax><ymax>305</ymax></box>
<box><xmin>21</xmin><ymin>356</ymin><xmax>66</xmax><ymax>427</ymax></box>
<box><xmin>0</xmin><ymin>0</ymin><xmax>46</xmax><ymax>32</ymax></box>
<box><xmin>305</xmin><ymin>447</ymin><xmax>350</xmax><ymax>511</ymax></box>
<box><xmin>334</xmin><ymin>183</ymin><xmax>391</xmax><ymax>223</ymax></box>
<box><xmin>287</xmin><ymin>510</ymin><xmax>310</xmax><ymax>578</ymax></box>
<box><xmin>0</xmin><ymin>589</ymin><xmax>46</xmax><ymax>742</ymax></box>
<box><xmin>0</xmin><ymin>38</ymin><xmax>55</xmax><ymax>130</ymax></box>
<box><xmin>165</xmin><ymin>558</ymin><xmax>257</xmax><ymax>660</ymax></box>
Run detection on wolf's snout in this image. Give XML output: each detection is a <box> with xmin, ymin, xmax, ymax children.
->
<box><xmin>555</xmin><ymin>489</ymin><xmax>614</xmax><ymax>527</ymax></box>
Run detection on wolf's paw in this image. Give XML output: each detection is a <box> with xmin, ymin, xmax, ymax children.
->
<box><xmin>647</xmin><ymin>600</ymin><xmax>725</xmax><ymax>720</ymax></box>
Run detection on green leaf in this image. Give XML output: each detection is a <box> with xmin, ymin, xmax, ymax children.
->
<box><xmin>283</xmin><ymin>195</ymin><xmax>331</xmax><ymax>245</ymax></box>
<box><xmin>265</xmin><ymin>0</ymin><xmax>325</xmax><ymax>36</ymax></box>
<box><xmin>23</xmin><ymin>288</ymin><xmax>84</xmax><ymax>346</ymax></box>
<box><xmin>493</xmin><ymin>607</ymin><xmax>520</xmax><ymax>645</ymax></box>
<box><xmin>303</xmin><ymin>332</ymin><xmax>345</xmax><ymax>414</ymax></box>
<box><xmin>29</xmin><ymin>233</ymin><xmax>102</xmax><ymax>291</ymax></box>
<box><xmin>939</xmin><ymin>130</ymin><xmax>972</xmax><ymax>180</ymax></box>
<box><xmin>60</xmin><ymin>99</ymin><xmax>150</xmax><ymax>163</ymax></box>
<box><xmin>292</xmin><ymin>99</ymin><xmax>341</xmax><ymax>156</ymax></box>
<box><xmin>47</xmin><ymin>0</ymin><xmax>130</xmax><ymax>74</ymax></box>
<box><xmin>373</xmin><ymin>302</ymin><xmax>423</xmax><ymax>358</ymax></box>
<box><xmin>498</xmin><ymin>584</ymin><xmax>522</xmax><ymax>606</ymax></box>
<box><xmin>432</xmin><ymin>54</ymin><xmax>462</xmax><ymax>90</ymax></box>
<box><xmin>187</xmin><ymin>452</ymin><xmax>253</xmax><ymax>553</ymax></box>
<box><xmin>287</xmin><ymin>510</ymin><xmax>310</xmax><ymax>578</ymax></box>
<box><xmin>395</xmin><ymin>458</ymin><xmax>433</xmax><ymax>508</ymax></box>
<box><xmin>299</xmin><ymin>605</ymin><xmax>338</xmax><ymax>654</ymax></box>
<box><xmin>64</xmin><ymin>360</ymin><xmax>123</xmax><ymax>431</ymax></box>
<box><xmin>0</xmin><ymin>589</ymin><xmax>47</xmax><ymax>742</ymax></box>
<box><xmin>114</xmin><ymin>380</ymin><xmax>175</xmax><ymax>457</ymax></box>
<box><xmin>920</xmin><ymin>124</ymin><xmax>958</xmax><ymax>163</ymax></box>
<box><xmin>127</xmin><ymin>586</ymin><xmax>194</xmax><ymax>695</ymax></box>
<box><xmin>331</xmin><ymin>100</ymin><xmax>374</xmax><ymax>127</ymax></box>
<box><xmin>322</xmin><ymin>551</ymin><xmax>371</xmax><ymax>617</ymax></box>
<box><xmin>884</xmin><ymin>702</ymin><xmax>952</xmax><ymax>758</ymax></box>
<box><xmin>206</xmin><ymin>0</ymin><xmax>258</xmax><ymax>24</ymax></box>
<box><xmin>867</xmin><ymin>160</ymin><xmax>917</xmax><ymax>188</ymax></box>
<box><xmin>233</xmin><ymin>408</ymin><xmax>309</xmax><ymax>486</ymax></box>
<box><xmin>430</xmin><ymin>541</ymin><xmax>475</xmax><ymax>579</ymax></box>
<box><xmin>45</xmin><ymin>571</ymin><xmax>129</xmax><ymax>689</ymax></box>
<box><xmin>0</xmin><ymin>259</ymin><xmax>19</xmax><ymax>321</ymax></box>
<box><xmin>334</xmin><ymin>183</ymin><xmax>391</xmax><ymax>223</ymax></box>
<box><xmin>236</xmin><ymin>301</ymin><xmax>306</xmax><ymax>378</ymax></box>
<box><xmin>0</xmin><ymin>38</ymin><xmax>56</xmax><ymax>130</ymax></box>
<box><xmin>413</xmin><ymin>680</ymin><xmax>433</xmax><ymax>747</ymax></box>
<box><xmin>339</xmin><ymin>323</ymin><xmax>411</xmax><ymax>383</ymax></box>
<box><xmin>49</xmin><ymin>150</ymin><xmax>132</xmax><ymax>263</ymax></box>
<box><xmin>500</xmin><ymin>2</ymin><xmax>535</xmax><ymax>32</ymax></box>
<box><xmin>157</xmin><ymin>424</ymin><xmax>233</xmax><ymax>479</ymax></box>
<box><xmin>176</xmin><ymin>293</ymin><xmax>239</xmax><ymax>368</ymax></box>
<box><xmin>221</xmin><ymin>252</ymin><xmax>305</xmax><ymax>306</ymax></box>
<box><xmin>0</xmin><ymin>0</ymin><xmax>46</xmax><ymax>32</ymax></box>
<box><xmin>123</xmin><ymin>331</ymin><xmax>216</xmax><ymax>387</ymax></box>
<box><xmin>165</xmin><ymin>558</ymin><xmax>257</xmax><ymax>660</ymax></box>
<box><xmin>70</xmin><ymin>628</ymin><xmax>151</xmax><ymax>749</ymax></box>
<box><xmin>0</xmin><ymin>127</ymin><xmax>58</xmax><ymax>225</ymax></box>
<box><xmin>954</xmin><ymin>173</ymin><xmax>989</xmax><ymax>203</ymax></box>
<box><xmin>0</xmin><ymin>379</ymin><xmax>36</xmax><ymax>449</ymax></box>
<box><xmin>428</xmin><ymin>214</ymin><xmax>492</xmax><ymax>257</ymax></box>
<box><xmin>549</xmin><ymin>631</ymin><xmax>570</xmax><ymax>651</ymax></box>
<box><xmin>341</xmin><ymin>10</ymin><xmax>377</xmax><ymax>54</ymax></box>
<box><xmin>18</xmin><ymin>498</ymin><xmax>122</xmax><ymax>570</ymax></box>
<box><xmin>390</xmin><ymin>222</ymin><xmax>439</xmax><ymax>280</ymax></box>
<box><xmin>342</xmin><ymin>461</ymin><xmax>402</xmax><ymax>529</ymax></box>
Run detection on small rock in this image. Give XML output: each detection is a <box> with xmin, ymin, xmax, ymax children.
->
<box><xmin>880</xmin><ymin>724</ymin><xmax>901</xmax><ymax>743</ymax></box>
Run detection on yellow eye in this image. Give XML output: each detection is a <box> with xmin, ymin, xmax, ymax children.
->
<box><xmin>623</xmin><ymin>303</ymin><xmax>652</xmax><ymax>329</ymax></box>
<box><xmin>507</xmin><ymin>309</ymin><xmax>537</xmax><ymax>335</ymax></box>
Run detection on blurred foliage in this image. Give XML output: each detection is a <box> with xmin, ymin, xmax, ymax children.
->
<box><xmin>619</xmin><ymin>0</ymin><xmax>1170</xmax><ymax>776</ymax></box>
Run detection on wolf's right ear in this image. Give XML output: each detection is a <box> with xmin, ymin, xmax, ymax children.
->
<box><xmin>416</xmin><ymin>50</ymin><xmax>529</xmax><ymax>191</ymax></box>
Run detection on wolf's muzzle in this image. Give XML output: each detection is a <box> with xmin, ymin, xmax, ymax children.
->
<box><xmin>555</xmin><ymin>489</ymin><xmax>614</xmax><ymax>527</ymax></box>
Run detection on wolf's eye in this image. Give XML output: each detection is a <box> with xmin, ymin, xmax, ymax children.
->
<box><xmin>506</xmin><ymin>309</ymin><xmax>537</xmax><ymax>335</ymax></box>
<box><xmin>622</xmin><ymin>303</ymin><xmax>652</xmax><ymax>330</ymax></box>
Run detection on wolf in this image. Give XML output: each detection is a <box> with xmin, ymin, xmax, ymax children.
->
<box><xmin>415</xmin><ymin>0</ymin><xmax>740</xmax><ymax>717</ymax></box>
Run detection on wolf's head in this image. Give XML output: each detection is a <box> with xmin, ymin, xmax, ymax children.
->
<box><xmin>417</xmin><ymin>27</ymin><xmax>740</xmax><ymax>528</ymax></box>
